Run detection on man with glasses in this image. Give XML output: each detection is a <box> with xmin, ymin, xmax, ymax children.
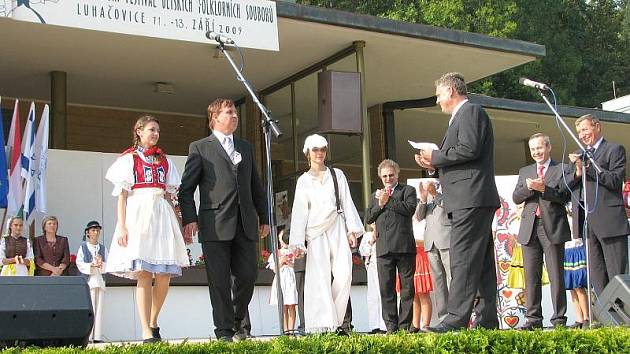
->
<box><xmin>366</xmin><ymin>159</ymin><xmax>418</xmax><ymax>333</ymax></box>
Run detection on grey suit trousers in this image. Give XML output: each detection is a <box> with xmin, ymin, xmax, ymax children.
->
<box><xmin>427</xmin><ymin>247</ymin><xmax>450</xmax><ymax>323</ymax></box>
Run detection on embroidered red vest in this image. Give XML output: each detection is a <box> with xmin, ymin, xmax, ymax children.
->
<box><xmin>131</xmin><ymin>154</ymin><xmax>169</xmax><ymax>190</ymax></box>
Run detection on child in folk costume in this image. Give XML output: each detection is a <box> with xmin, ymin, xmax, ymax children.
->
<box><xmin>105</xmin><ymin>115</ymin><xmax>191</xmax><ymax>343</ymax></box>
<box><xmin>0</xmin><ymin>216</ymin><xmax>35</xmax><ymax>276</ymax></box>
<box><xmin>564</xmin><ymin>203</ymin><xmax>589</xmax><ymax>329</ymax></box>
<box><xmin>410</xmin><ymin>208</ymin><xmax>433</xmax><ymax>332</ymax></box>
<box><xmin>267</xmin><ymin>228</ymin><xmax>298</xmax><ymax>334</ymax></box>
<box><xmin>76</xmin><ymin>221</ymin><xmax>108</xmax><ymax>343</ymax></box>
<box><xmin>358</xmin><ymin>223</ymin><xmax>387</xmax><ymax>334</ymax></box>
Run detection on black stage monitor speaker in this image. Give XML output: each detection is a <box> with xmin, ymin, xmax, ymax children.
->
<box><xmin>318</xmin><ymin>70</ymin><xmax>362</xmax><ymax>135</ymax></box>
<box><xmin>0</xmin><ymin>276</ymin><xmax>93</xmax><ymax>347</ymax></box>
<box><xmin>593</xmin><ymin>274</ymin><xmax>630</xmax><ymax>326</ymax></box>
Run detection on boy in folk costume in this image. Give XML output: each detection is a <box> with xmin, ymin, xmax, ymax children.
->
<box><xmin>76</xmin><ymin>221</ymin><xmax>108</xmax><ymax>343</ymax></box>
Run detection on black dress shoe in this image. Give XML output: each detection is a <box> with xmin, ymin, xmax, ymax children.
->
<box><xmin>150</xmin><ymin>327</ymin><xmax>161</xmax><ymax>339</ymax></box>
<box><xmin>426</xmin><ymin>323</ymin><xmax>459</xmax><ymax>333</ymax></box>
<box><xmin>520</xmin><ymin>321</ymin><xmax>543</xmax><ymax>331</ymax></box>
<box><xmin>91</xmin><ymin>340</ymin><xmax>104</xmax><ymax>344</ymax></box>
<box><xmin>233</xmin><ymin>328</ymin><xmax>252</xmax><ymax>341</ymax></box>
<box><xmin>142</xmin><ymin>337</ymin><xmax>161</xmax><ymax>344</ymax></box>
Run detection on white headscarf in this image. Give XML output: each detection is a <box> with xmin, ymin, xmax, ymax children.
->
<box><xmin>302</xmin><ymin>134</ymin><xmax>328</xmax><ymax>154</ymax></box>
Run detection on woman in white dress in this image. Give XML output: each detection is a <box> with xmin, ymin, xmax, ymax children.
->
<box><xmin>289</xmin><ymin>134</ymin><xmax>364</xmax><ymax>334</ymax></box>
<box><xmin>0</xmin><ymin>216</ymin><xmax>34</xmax><ymax>276</ymax></box>
<box><xmin>104</xmin><ymin>115</ymin><xmax>191</xmax><ymax>343</ymax></box>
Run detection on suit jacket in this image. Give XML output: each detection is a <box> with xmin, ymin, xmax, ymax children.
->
<box><xmin>566</xmin><ymin>139</ymin><xmax>630</xmax><ymax>239</ymax></box>
<box><xmin>365</xmin><ymin>184</ymin><xmax>417</xmax><ymax>257</ymax></box>
<box><xmin>178</xmin><ymin>134</ymin><xmax>268</xmax><ymax>242</ymax></box>
<box><xmin>431</xmin><ymin>102</ymin><xmax>500</xmax><ymax>214</ymax></box>
<box><xmin>414</xmin><ymin>193</ymin><xmax>451</xmax><ymax>251</ymax></box>
<box><xmin>512</xmin><ymin>160</ymin><xmax>571</xmax><ymax>245</ymax></box>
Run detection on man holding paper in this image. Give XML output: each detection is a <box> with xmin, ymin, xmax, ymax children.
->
<box><xmin>414</xmin><ymin>72</ymin><xmax>500</xmax><ymax>332</ymax></box>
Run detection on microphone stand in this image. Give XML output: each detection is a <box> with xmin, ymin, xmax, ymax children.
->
<box><xmin>214</xmin><ymin>40</ymin><xmax>285</xmax><ymax>335</ymax></box>
<box><xmin>536</xmin><ymin>89</ymin><xmax>601</xmax><ymax>329</ymax></box>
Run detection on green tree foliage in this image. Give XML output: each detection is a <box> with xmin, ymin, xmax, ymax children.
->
<box><xmin>297</xmin><ymin>0</ymin><xmax>630</xmax><ymax>107</ymax></box>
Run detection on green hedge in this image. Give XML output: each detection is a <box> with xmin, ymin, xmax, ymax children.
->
<box><xmin>2</xmin><ymin>328</ymin><xmax>629</xmax><ymax>353</ymax></box>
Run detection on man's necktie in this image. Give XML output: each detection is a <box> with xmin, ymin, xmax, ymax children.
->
<box><xmin>387</xmin><ymin>187</ymin><xmax>393</xmax><ymax>196</ymax></box>
<box><xmin>224</xmin><ymin>136</ymin><xmax>235</xmax><ymax>164</ymax></box>
<box><xmin>535</xmin><ymin>165</ymin><xmax>545</xmax><ymax>217</ymax></box>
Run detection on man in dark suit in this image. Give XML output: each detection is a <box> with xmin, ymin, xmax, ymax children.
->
<box><xmin>414</xmin><ymin>179</ymin><xmax>451</xmax><ymax>323</ymax></box>
<box><xmin>415</xmin><ymin>72</ymin><xmax>500</xmax><ymax>331</ymax></box>
<box><xmin>513</xmin><ymin>133</ymin><xmax>571</xmax><ymax>329</ymax></box>
<box><xmin>179</xmin><ymin>98</ymin><xmax>269</xmax><ymax>341</ymax></box>
<box><xmin>366</xmin><ymin>159</ymin><xmax>417</xmax><ymax>333</ymax></box>
<box><xmin>566</xmin><ymin>114</ymin><xmax>630</xmax><ymax>295</ymax></box>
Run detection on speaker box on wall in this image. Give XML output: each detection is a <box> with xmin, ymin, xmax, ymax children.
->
<box><xmin>593</xmin><ymin>274</ymin><xmax>630</xmax><ymax>326</ymax></box>
<box><xmin>318</xmin><ymin>71</ymin><xmax>362</xmax><ymax>135</ymax></box>
<box><xmin>0</xmin><ymin>276</ymin><xmax>93</xmax><ymax>347</ymax></box>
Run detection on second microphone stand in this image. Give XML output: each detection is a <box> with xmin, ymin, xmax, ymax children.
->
<box><xmin>536</xmin><ymin>89</ymin><xmax>602</xmax><ymax>328</ymax></box>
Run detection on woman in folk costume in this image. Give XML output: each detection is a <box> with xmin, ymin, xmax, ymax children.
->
<box><xmin>289</xmin><ymin>134</ymin><xmax>364</xmax><ymax>334</ymax></box>
<box><xmin>105</xmin><ymin>115</ymin><xmax>191</xmax><ymax>343</ymax></box>
<box><xmin>358</xmin><ymin>223</ymin><xmax>387</xmax><ymax>334</ymax></box>
<box><xmin>76</xmin><ymin>221</ymin><xmax>108</xmax><ymax>343</ymax></box>
<box><xmin>0</xmin><ymin>216</ymin><xmax>35</xmax><ymax>276</ymax></box>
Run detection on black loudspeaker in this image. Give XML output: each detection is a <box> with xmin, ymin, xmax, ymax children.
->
<box><xmin>0</xmin><ymin>276</ymin><xmax>93</xmax><ymax>347</ymax></box>
<box><xmin>593</xmin><ymin>274</ymin><xmax>630</xmax><ymax>326</ymax></box>
<box><xmin>318</xmin><ymin>70</ymin><xmax>362</xmax><ymax>134</ymax></box>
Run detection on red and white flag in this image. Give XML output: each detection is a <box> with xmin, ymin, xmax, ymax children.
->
<box><xmin>6</xmin><ymin>100</ymin><xmax>23</xmax><ymax>217</ymax></box>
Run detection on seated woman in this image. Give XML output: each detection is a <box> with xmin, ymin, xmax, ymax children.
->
<box><xmin>33</xmin><ymin>216</ymin><xmax>70</xmax><ymax>276</ymax></box>
<box><xmin>0</xmin><ymin>216</ymin><xmax>35</xmax><ymax>276</ymax></box>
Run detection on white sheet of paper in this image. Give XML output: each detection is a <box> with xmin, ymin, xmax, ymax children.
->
<box><xmin>408</xmin><ymin>140</ymin><xmax>439</xmax><ymax>151</ymax></box>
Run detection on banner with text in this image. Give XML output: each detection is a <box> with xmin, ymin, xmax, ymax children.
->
<box><xmin>1</xmin><ymin>0</ymin><xmax>279</xmax><ymax>51</ymax></box>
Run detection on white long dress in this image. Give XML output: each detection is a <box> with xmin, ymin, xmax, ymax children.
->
<box><xmin>358</xmin><ymin>231</ymin><xmax>387</xmax><ymax>331</ymax></box>
<box><xmin>289</xmin><ymin>168</ymin><xmax>364</xmax><ymax>332</ymax></box>
<box><xmin>104</xmin><ymin>151</ymin><xmax>189</xmax><ymax>279</ymax></box>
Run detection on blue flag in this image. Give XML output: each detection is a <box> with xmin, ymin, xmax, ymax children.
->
<box><xmin>0</xmin><ymin>98</ymin><xmax>9</xmax><ymax>208</ymax></box>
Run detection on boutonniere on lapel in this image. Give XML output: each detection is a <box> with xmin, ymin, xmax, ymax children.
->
<box><xmin>233</xmin><ymin>151</ymin><xmax>242</xmax><ymax>165</ymax></box>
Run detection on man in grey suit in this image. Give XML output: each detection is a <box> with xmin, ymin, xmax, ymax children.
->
<box><xmin>179</xmin><ymin>98</ymin><xmax>269</xmax><ymax>341</ymax></box>
<box><xmin>414</xmin><ymin>179</ymin><xmax>451</xmax><ymax>323</ymax></box>
<box><xmin>567</xmin><ymin>114</ymin><xmax>630</xmax><ymax>295</ymax></box>
<box><xmin>366</xmin><ymin>159</ymin><xmax>418</xmax><ymax>333</ymax></box>
<box><xmin>416</xmin><ymin>72</ymin><xmax>500</xmax><ymax>332</ymax></box>
<box><xmin>513</xmin><ymin>133</ymin><xmax>570</xmax><ymax>329</ymax></box>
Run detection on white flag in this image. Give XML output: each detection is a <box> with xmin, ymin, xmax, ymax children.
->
<box><xmin>6</xmin><ymin>100</ymin><xmax>23</xmax><ymax>217</ymax></box>
<box><xmin>34</xmin><ymin>105</ymin><xmax>49</xmax><ymax>216</ymax></box>
<box><xmin>21</xmin><ymin>102</ymin><xmax>37</xmax><ymax>225</ymax></box>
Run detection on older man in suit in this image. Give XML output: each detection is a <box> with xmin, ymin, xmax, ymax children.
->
<box><xmin>414</xmin><ymin>179</ymin><xmax>451</xmax><ymax>323</ymax></box>
<box><xmin>513</xmin><ymin>133</ymin><xmax>571</xmax><ymax>329</ymax></box>
<box><xmin>366</xmin><ymin>159</ymin><xmax>418</xmax><ymax>333</ymax></box>
<box><xmin>179</xmin><ymin>98</ymin><xmax>269</xmax><ymax>341</ymax></box>
<box><xmin>415</xmin><ymin>72</ymin><xmax>500</xmax><ymax>332</ymax></box>
<box><xmin>567</xmin><ymin>114</ymin><xmax>630</xmax><ymax>295</ymax></box>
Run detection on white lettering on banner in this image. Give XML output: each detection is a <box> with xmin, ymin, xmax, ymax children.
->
<box><xmin>3</xmin><ymin>0</ymin><xmax>279</xmax><ymax>51</ymax></box>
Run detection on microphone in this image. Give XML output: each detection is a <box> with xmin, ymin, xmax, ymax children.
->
<box><xmin>205</xmin><ymin>31</ymin><xmax>234</xmax><ymax>44</ymax></box>
<box><xmin>519</xmin><ymin>77</ymin><xmax>550</xmax><ymax>90</ymax></box>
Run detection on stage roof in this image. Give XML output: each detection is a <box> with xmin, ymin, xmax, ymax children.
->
<box><xmin>0</xmin><ymin>2</ymin><xmax>544</xmax><ymax>115</ymax></box>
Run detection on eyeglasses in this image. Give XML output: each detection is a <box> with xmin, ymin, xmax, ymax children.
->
<box><xmin>380</xmin><ymin>174</ymin><xmax>395</xmax><ymax>179</ymax></box>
